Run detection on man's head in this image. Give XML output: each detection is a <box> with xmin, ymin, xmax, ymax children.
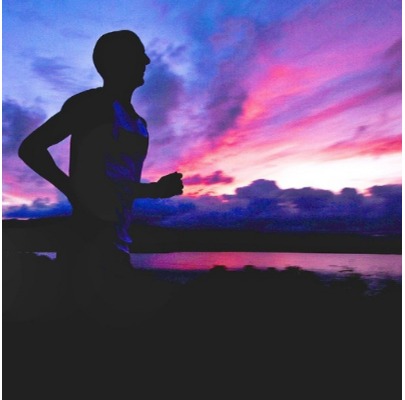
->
<box><xmin>93</xmin><ymin>30</ymin><xmax>150</xmax><ymax>88</ymax></box>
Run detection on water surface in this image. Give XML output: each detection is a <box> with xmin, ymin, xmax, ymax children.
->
<box><xmin>132</xmin><ymin>251</ymin><xmax>401</xmax><ymax>278</ymax></box>
<box><xmin>35</xmin><ymin>251</ymin><xmax>401</xmax><ymax>280</ymax></box>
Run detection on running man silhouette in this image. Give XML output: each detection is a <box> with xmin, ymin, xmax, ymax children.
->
<box><xmin>19</xmin><ymin>30</ymin><xmax>184</xmax><ymax>266</ymax></box>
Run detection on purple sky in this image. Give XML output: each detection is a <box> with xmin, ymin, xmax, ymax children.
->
<box><xmin>2</xmin><ymin>0</ymin><xmax>402</xmax><ymax>231</ymax></box>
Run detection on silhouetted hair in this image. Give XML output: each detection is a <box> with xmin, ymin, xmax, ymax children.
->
<box><xmin>93</xmin><ymin>30</ymin><xmax>142</xmax><ymax>78</ymax></box>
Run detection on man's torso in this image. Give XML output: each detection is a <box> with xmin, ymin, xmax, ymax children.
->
<box><xmin>62</xmin><ymin>88</ymin><xmax>149</xmax><ymax>222</ymax></box>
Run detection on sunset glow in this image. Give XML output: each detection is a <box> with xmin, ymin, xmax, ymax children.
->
<box><xmin>2</xmin><ymin>0</ymin><xmax>401</xmax><ymax>224</ymax></box>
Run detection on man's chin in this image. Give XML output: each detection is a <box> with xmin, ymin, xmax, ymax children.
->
<box><xmin>133</xmin><ymin>77</ymin><xmax>145</xmax><ymax>88</ymax></box>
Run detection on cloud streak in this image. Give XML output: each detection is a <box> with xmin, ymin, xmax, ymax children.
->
<box><xmin>183</xmin><ymin>170</ymin><xmax>234</xmax><ymax>185</ymax></box>
<box><xmin>324</xmin><ymin>135</ymin><xmax>402</xmax><ymax>160</ymax></box>
<box><xmin>31</xmin><ymin>56</ymin><xmax>86</xmax><ymax>94</ymax></box>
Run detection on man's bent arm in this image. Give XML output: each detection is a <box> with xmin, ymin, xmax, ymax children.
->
<box><xmin>18</xmin><ymin>112</ymin><xmax>73</xmax><ymax>199</ymax></box>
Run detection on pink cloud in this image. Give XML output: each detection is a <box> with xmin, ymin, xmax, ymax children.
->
<box><xmin>183</xmin><ymin>170</ymin><xmax>234</xmax><ymax>186</ymax></box>
<box><xmin>324</xmin><ymin>135</ymin><xmax>402</xmax><ymax>159</ymax></box>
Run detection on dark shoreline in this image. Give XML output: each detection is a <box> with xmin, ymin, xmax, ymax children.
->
<box><xmin>3</xmin><ymin>216</ymin><xmax>402</xmax><ymax>254</ymax></box>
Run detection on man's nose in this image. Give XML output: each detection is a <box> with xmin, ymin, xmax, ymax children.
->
<box><xmin>144</xmin><ymin>54</ymin><xmax>151</xmax><ymax>65</ymax></box>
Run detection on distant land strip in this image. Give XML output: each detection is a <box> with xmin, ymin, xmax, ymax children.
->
<box><xmin>3</xmin><ymin>217</ymin><xmax>401</xmax><ymax>255</ymax></box>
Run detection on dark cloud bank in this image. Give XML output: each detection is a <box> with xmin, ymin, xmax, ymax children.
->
<box><xmin>4</xmin><ymin>180</ymin><xmax>401</xmax><ymax>235</ymax></box>
<box><xmin>3</xmin><ymin>100</ymin><xmax>46</xmax><ymax>155</ymax></box>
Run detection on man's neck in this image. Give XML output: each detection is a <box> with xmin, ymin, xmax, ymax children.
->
<box><xmin>102</xmin><ymin>82</ymin><xmax>135</xmax><ymax>104</ymax></box>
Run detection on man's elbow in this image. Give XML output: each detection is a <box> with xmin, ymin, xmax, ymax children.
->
<box><xmin>18</xmin><ymin>137</ymin><xmax>38</xmax><ymax>164</ymax></box>
<box><xmin>18</xmin><ymin>138</ymin><xmax>30</xmax><ymax>161</ymax></box>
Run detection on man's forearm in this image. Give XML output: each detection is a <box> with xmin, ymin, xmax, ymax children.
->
<box><xmin>132</xmin><ymin>182</ymin><xmax>160</xmax><ymax>198</ymax></box>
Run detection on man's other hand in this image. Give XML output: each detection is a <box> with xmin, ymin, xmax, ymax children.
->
<box><xmin>156</xmin><ymin>172</ymin><xmax>184</xmax><ymax>198</ymax></box>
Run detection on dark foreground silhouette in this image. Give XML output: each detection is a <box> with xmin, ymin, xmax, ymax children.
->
<box><xmin>3</xmin><ymin>252</ymin><xmax>401</xmax><ymax>399</ymax></box>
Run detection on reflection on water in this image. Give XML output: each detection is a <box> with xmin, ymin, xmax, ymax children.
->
<box><xmin>35</xmin><ymin>251</ymin><xmax>401</xmax><ymax>279</ymax></box>
<box><xmin>133</xmin><ymin>252</ymin><xmax>402</xmax><ymax>279</ymax></box>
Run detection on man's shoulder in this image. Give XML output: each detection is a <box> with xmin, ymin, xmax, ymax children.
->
<box><xmin>61</xmin><ymin>88</ymin><xmax>114</xmax><ymax>129</ymax></box>
<box><xmin>62</xmin><ymin>88</ymin><xmax>108</xmax><ymax>112</ymax></box>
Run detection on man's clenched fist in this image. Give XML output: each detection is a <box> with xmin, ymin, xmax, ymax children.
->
<box><xmin>155</xmin><ymin>172</ymin><xmax>184</xmax><ymax>198</ymax></box>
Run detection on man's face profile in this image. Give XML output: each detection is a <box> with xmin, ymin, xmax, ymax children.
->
<box><xmin>113</xmin><ymin>42</ymin><xmax>151</xmax><ymax>87</ymax></box>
